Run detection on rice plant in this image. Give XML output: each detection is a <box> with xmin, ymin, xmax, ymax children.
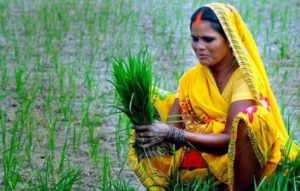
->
<box><xmin>110</xmin><ymin>49</ymin><xmax>156</xmax><ymax>126</ymax></box>
<box><xmin>36</xmin><ymin>166</ymin><xmax>82</xmax><ymax>191</ymax></box>
<box><xmin>255</xmin><ymin>144</ymin><xmax>300</xmax><ymax>190</ymax></box>
<box><xmin>109</xmin><ymin>49</ymin><xmax>171</xmax><ymax>159</ymax></box>
<box><xmin>100</xmin><ymin>152</ymin><xmax>137</xmax><ymax>191</ymax></box>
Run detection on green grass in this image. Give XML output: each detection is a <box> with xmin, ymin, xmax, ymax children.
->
<box><xmin>0</xmin><ymin>0</ymin><xmax>299</xmax><ymax>190</ymax></box>
<box><xmin>255</xmin><ymin>142</ymin><xmax>300</xmax><ymax>191</ymax></box>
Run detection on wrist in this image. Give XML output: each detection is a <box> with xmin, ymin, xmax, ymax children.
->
<box><xmin>167</xmin><ymin>126</ymin><xmax>185</xmax><ymax>145</ymax></box>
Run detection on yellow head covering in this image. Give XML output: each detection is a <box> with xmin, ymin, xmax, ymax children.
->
<box><xmin>206</xmin><ymin>3</ymin><xmax>299</xmax><ymax>157</ymax></box>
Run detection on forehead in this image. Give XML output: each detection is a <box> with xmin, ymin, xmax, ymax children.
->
<box><xmin>191</xmin><ymin>20</ymin><xmax>220</xmax><ymax>36</ymax></box>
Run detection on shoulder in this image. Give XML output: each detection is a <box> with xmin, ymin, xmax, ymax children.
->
<box><xmin>229</xmin><ymin>100</ymin><xmax>256</xmax><ymax>115</ymax></box>
<box><xmin>229</xmin><ymin>68</ymin><xmax>244</xmax><ymax>87</ymax></box>
<box><xmin>229</xmin><ymin>68</ymin><xmax>256</xmax><ymax>103</ymax></box>
<box><xmin>227</xmin><ymin>99</ymin><xmax>257</xmax><ymax>120</ymax></box>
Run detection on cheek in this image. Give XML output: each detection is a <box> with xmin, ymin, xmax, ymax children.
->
<box><xmin>191</xmin><ymin>42</ymin><xmax>197</xmax><ymax>52</ymax></box>
<box><xmin>219</xmin><ymin>45</ymin><xmax>231</xmax><ymax>57</ymax></box>
<box><xmin>210</xmin><ymin>42</ymin><xmax>228</xmax><ymax>55</ymax></box>
<box><xmin>191</xmin><ymin>41</ymin><xmax>195</xmax><ymax>48</ymax></box>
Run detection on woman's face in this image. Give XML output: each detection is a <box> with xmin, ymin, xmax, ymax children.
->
<box><xmin>191</xmin><ymin>20</ymin><xmax>231</xmax><ymax>67</ymax></box>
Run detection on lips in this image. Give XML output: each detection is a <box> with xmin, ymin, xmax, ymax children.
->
<box><xmin>197</xmin><ymin>54</ymin><xmax>209</xmax><ymax>59</ymax></box>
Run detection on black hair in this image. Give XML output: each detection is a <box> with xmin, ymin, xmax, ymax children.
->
<box><xmin>190</xmin><ymin>7</ymin><xmax>227</xmax><ymax>39</ymax></box>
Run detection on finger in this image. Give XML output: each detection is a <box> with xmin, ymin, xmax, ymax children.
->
<box><xmin>139</xmin><ymin>140</ymin><xmax>160</xmax><ymax>149</ymax></box>
<box><xmin>137</xmin><ymin>140</ymin><xmax>152</xmax><ymax>148</ymax></box>
<box><xmin>139</xmin><ymin>142</ymin><xmax>155</xmax><ymax>149</ymax></box>
<box><xmin>136</xmin><ymin>137</ymin><xmax>151</xmax><ymax>144</ymax></box>
<box><xmin>132</xmin><ymin>125</ymin><xmax>149</xmax><ymax>132</ymax></box>
<box><xmin>135</xmin><ymin>137</ymin><xmax>144</xmax><ymax>144</ymax></box>
<box><xmin>136</xmin><ymin>131</ymin><xmax>154</xmax><ymax>138</ymax></box>
<box><xmin>132</xmin><ymin>124</ymin><xmax>148</xmax><ymax>129</ymax></box>
<box><xmin>136</xmin><ymin>132</ymin><xmax>144</xmax><ymax>137</ymax></box>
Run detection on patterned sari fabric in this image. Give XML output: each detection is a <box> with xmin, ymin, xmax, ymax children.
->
<box><xmin>128</xmin><ymin>3</ymin><xmax>299</xmax><ymax>190</ymax></box>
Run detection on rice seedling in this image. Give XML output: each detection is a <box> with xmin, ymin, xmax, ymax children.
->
<box><xmin>166</xmin><ymin>176</ymin><xmax>216</xmax><ymax>191</ymax></box>
<box><xmin>53</xmin><ymin>168</ymin><xmax>82</xmax><ymax>191</ymax></box>
<box><xmin>0</xmin><ymin>53</ymin><xmax>9</xmax><ymax>90</ymax></box>
<box><xmin>76</xmin><ymin>96</ymin><xmax>95</xmax><ymax>150</ymax></box>
<box><xmin>255</xmin><ymin>140</ymin><xmax>300</xmax><ymax>191</ymax></box>
<box><xmin>36</xmin><ymin>165</ymin><xmax>82</xmax><ymax>191</ymax></box>
<box><xmin>101</xmin><ymin>152</ymin><xmax>111</xmax><ymax>191</ymax></box>
<box><xmin>24</xmin><ymin>114</ymin><xmax>34</xmax><ymax>165</ymax></box>
<box><xmin>110</xmin><ymin>49</ymin><xmax>156</xmax><ymax>126</ymax></box>
<box><xmin>109</xmin><ymin>49</ymin><xmax>175</xmax><ymax>160</ymax></box>
<box><xmin>100</xmin><ymin>151</ymin><xmax>138</xmax><ymax>191</ymax></box>
<box><xmin>116</xmin><ymin>114</ymin><xmax>123</xmax><ymax>159</ymax></box>
<box><xmin>112</xmin><ymin>114</ymin><xmax>134</xmax><ymax>162</ymax></box>
<box><xmin>110</xmin><ymin>179</ymin><xmax>137</xmax><ymax>191</ymax></box>
<box><xmin>110</xmin><ymin>49</ymin><xmax>165</xmax><ymax>158</ymax></box>
<box><xmin>1</xmin><ymin>111</ymin><xmax>24</xmax><ymax>190</ymax></box>
<box><xmin>89</xmin><ymin>135</ymin><xmax>101</xmax><ymax>167</ymax></box>
<box><xmin>59</xmin><ymin>134</ymin><xmax>69</xmax><ymax>173</ymax></box>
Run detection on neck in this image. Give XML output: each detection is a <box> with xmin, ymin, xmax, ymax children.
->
<box><xmin>210</xmin><ymin>55</ymin><xmax>235</xmax><ymax>76</ymax></box>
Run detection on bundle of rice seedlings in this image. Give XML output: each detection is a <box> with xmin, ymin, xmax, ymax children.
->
<box><xmin>111</xmin><ymin>50</ymin><xmax>155</xmax><ymax>125</ymax></box>
<box><xmin>110</xmin><ymin>49</ymin><xmax>169</xmax><ymax>159</ymax></box>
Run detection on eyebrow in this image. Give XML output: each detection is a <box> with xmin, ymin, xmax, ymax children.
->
<box><xmin>191</xmin><ymin>34</ymin><xmax>215</xmax><ymax>38</ymax></box>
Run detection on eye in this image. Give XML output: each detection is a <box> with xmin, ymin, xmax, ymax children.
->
<box><xmin>203</xmin><ymin>37</ymin><xmax>215</xmax><ymax>43</ymax></box>
<box><xmin>191</xmin><ymin>36</ymin><xmax>199</xmax><ymax>42</ymax></box>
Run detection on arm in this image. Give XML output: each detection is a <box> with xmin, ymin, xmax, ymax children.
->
<box><xmin>182</xmin><ymin>99</ymin><xmax>256</xmax><ymax>154</ymax></box>
<box><xmin>135</xmin><ymin>99</ymin><xmax>256</xmax><ymax>154</ymax></box>
<box><xmin>167</xmin><ymin>98</ymin><xmax>183</xmax><ymax>128</ymax></box>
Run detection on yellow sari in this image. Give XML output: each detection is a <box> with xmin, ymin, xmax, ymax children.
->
<box><xmin>128</xmin><ymin>3</ymin><xmax>299</xmax><ymax>190</ymax></box>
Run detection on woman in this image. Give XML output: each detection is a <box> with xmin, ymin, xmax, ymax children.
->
<box><xmin>129</xmin><ymin>3</ymin><xmax>299</xmax><ymax>191</ymax></box>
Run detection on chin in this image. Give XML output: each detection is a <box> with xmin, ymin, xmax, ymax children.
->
<box><xmin>199</xmin><ymin>60</ymin><xmax>213</xmax><ymax>67</ymax></box>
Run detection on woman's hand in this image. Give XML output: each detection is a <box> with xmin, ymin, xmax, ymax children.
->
<box><xmin>133</xmin><ymin>122</ymin><xmax>170</xmax><ymax>148</ymax></box>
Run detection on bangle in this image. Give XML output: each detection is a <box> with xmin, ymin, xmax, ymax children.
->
<box><xmin>167</xmin><ymin>126</ymin><xmax>185</xmax><ymax>145</ymax></box>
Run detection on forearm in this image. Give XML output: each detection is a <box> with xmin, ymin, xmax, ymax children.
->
<box><xmin>183</xmin><ymin>131</ymin><xmax>230</xmax><ymax>154</ymax></box>
<box><xmin>167</xmin><ymin>98</ymin><xmax>183</xmax><ymax>128</ymax></box>
<box><xmin>167</xmin><ymin>98</ymin><xmax>230</xmax><ymax>154</ymax></box>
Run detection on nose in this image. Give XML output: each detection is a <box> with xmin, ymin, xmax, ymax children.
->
<box><xmin>192</xmin><ymin>40</ymin><xmax>205</xmax><ymax>51</ymax></box>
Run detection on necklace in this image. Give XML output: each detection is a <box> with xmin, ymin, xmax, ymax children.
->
<box><xmin>216</xmin><ymin>59</ymin><xmax>236</xmax><ymax>90</ymax></box>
